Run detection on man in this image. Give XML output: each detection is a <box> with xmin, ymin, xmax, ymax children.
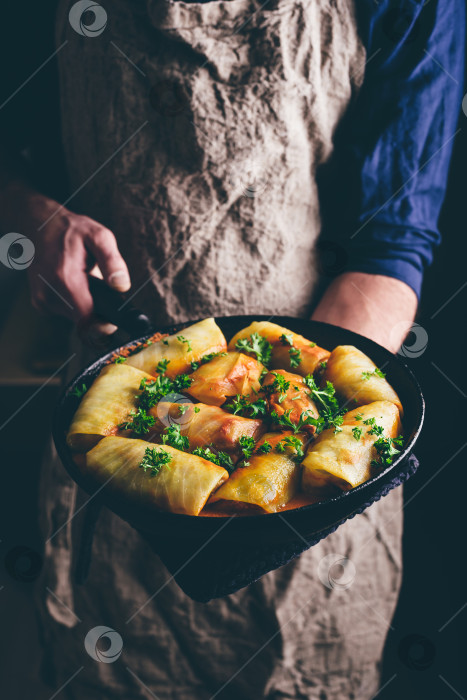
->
<box><xmin>0</xmin><ymin>0</ymin><xmax>463</xmax><ymax>697</ymax></box>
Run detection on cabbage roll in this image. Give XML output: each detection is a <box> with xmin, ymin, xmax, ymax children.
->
<box><xmin>302</xmin><ymin>401</ymin><xmax>402</xmax><ymax>492</ymax></box>
<box><xmin>262</xmin><ymin>369</ymin><xmax>319</xmax><ymax>434</ymax></box>
<box><xmin>210</xmin><ymin>432</ymin><xmax>305</xmax><ymax>513</ymax></box>
<box><xmin>228</xmin><ymin>321</ymin><xmax>329</xmax><ymax>376</ymax></box>
<box><xmin>67</xmin><ymin>363</ymin><xmax>154</xmax><ymax>452</ymax></box>
<box><xmin>126</xmin><ymin>318</ymin><xmax>227</xmax><ymax>377</ymax></box>
<box><xmin>150</xmin><ymin>401</ymin><xmax>265</xmax><ymax>457</ymax></box>
<box><xmin>186</xmin><ymin>352</ymin><xmax>264</xmax><ymax>406</ymax></box>
<box><xmin>85</xmin><ymin>436</ymin><xmax>228</xmax><ymax>515</ymax></box>
<box><xmin>323</xmin><ymin>345</ymin><xmax>403</xmax><ymax>414</ymax></box>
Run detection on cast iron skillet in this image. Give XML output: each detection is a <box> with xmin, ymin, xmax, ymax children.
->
<box><xmin>53</xmin><ymin>278</ymin><xmax>424</xmax><ymax>546</ymax></box>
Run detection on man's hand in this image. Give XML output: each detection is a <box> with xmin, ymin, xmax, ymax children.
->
<box><xmin>311</xmin><ymin>272</ymin><xmax>418</xmax><ymax>353</ymax></box>
<box><xmin>1</xmin><ymin>182</ymin><xmax>130</xmax><ymax>333</ymax></box>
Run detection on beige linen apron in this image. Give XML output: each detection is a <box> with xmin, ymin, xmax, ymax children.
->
<box><xmin>36</xmin><ymin>1</ymin><xmax>404</xmax><ymax>697</ymax></box>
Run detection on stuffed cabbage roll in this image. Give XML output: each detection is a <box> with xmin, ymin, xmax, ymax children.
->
<box><xmin>302</xmin><ymin>401</ymin><xmax>402</xmax><ymax>492</ymax></box>
<box><xmin>323</xmin><ymin>345</ymin><xmax>403</xmax><ymax>415</ymax></box>
<box><xmin>67</xmin><ymin>363</ymin><xmax>154</xmax><ymax>452</ymax></box>
<box><xmin>228</xmin><ymin>321</ymin><xmax>329</xmax><ymax>376</ymax></box>
<box><xmin>126</xmin><ymin>318</ymin><xmax>227</xmax><ymax>377</ymax></box>
<box><xmin>186</xmin><ymin>352</ymin><xmax>264</xmax><ymax>406</ymax></box>
<box><xmin>210</xmin><ymin>432</ymin><xmax>305</xmax><ymax>513</ymax></box>
<box><xmin>85</xmin><ymin>436</ymin><xmax>228</xmax><ymax>515</ymax></box>
<box><xmin>149</xmin><ymin>401</ymin><xmax>265</xmax><ymax>457</ymax></box>
<box><xmin>263</xmin><ymin>369</ymin><xmax>319</xmax><ymax>434</ymax></box>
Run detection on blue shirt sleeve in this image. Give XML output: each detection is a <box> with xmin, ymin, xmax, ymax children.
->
<box><xmin>342</xmin><ymin>0</ymin><xmax>465</xmax><ymax>299</ymax></box>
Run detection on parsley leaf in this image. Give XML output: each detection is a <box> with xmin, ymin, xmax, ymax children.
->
<box><xmin>303</xmin><ymin>375</ymin><xmax>344</xmax><ymax>433</ymax></box>
<box><xmin>362</xmin><ymin>368</ymin><xmax>386</xmax><ymax>381</ymax></box>
<box><xmin>238</xmin><ymin>436</ymin><xmax>256</xmax><ymax>461</ymax></box>
<box><xmin>371</xmin><ymin>436</ymin><xmax>404</xmax><ymax>468</ymax></box>
<box><xmin>139</xmin><ymin>447</ymin><xmax>172</xmax><ymax>476</ymax></box>
<box><xmin>70</xmin><ymin>383</ymin><xmax>88</xmax><ymax>399</ymax></box>
<box><xmin>257</xmin><ymin>441</ymin><xmax>272</xmax><ymax>454</ymax></box>
<box><xmin>177</xmin><ymin>335</ymin><xmax>193</xmax><ymax>352</ymax></box>
<box><xmin>224</xmin><ymin>394</ymin><xmax>268</xmax><ymax>418</ymax></box>
<box><xmin>194</xmin><ymin>406</ymin><xmax>201</xmax><ymax>413</ymax></box>
<box><xmin>270</xmin><ymin>408</ymin><xmax>321</xmax><ymax>434</ymax></box>
<box><xmin>289</xmin><ymin>347</ymin><xmax>302</xmax><ymax>368</ymax></box>
<box><xmin>235</xmin><ymin>332</ymin><xmax>272</xmax><ymax>366</ymax></box>
<box><xmin>156</xmin><ymin>359</ymin><xmax>170</xmax><ymax>374</ymax></box>
<box><xmin>114</xmin><ymin>356</ymin><xmax>126</xmax><ymax>364</ymax></box>
<box><xmin>190</xmin><ymin>351</ymin><xmax>228</xmax><ymax>371</ymax></box>
<box><xmin>161</xmin><ymin>424</ymin><xmax>189</xmax><ymax>451</ymax></box>
<box><xmin>118</xmin><ymin>408</ymin><xmax>155</xmax><ymax>436</ymax></box>
<box><xmin>279</xmin><ymin>333</ymin><xmax>294</xmax><ymax>346</ymax></box>
<box><xmin>192</xmin><ymin>446</ymin><xmax>235</xmax><ymax>473</ymax></box>
<box><xmin>352</xmin><ymin>427</ymin><xmax>362</xmax><ymax>441</ymax></box>
<box><xmin>275</xmin><ymin>435</ymin><xmax>304</xmax><ymax>462</ymax></box>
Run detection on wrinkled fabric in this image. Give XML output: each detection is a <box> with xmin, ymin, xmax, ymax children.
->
<box><xmin>35</xmin><ymin>1</ymin><xmax>404</xmax><ymax>698</ymax></box>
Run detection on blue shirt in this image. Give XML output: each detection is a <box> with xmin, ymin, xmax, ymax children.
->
<box><xmin>338</xmin><ymin>0</ymin><xmax>465</xmax><ymax>299</ymax></box>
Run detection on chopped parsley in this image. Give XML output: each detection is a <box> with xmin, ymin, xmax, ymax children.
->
<box><xmin>114</xmin><ymin>356</ymin><xmax>126</xmax><ymax>364</ymax></box>
<box><xmin>178</xmin><ymin>404</ymin><xmax>189</xmax><ymax>415</ymax></box>
<box><xmin>263</xmin><ymin>372</ymin><xmax>291</xmax><ymax>403</ymax></box>
<box><xmin>162</xmin><ymin>338</ymin><xmax>169</xmax><ymax>346</ymax></box>
<box><xmin>303</xmin><ymin>375</ymin><xmax>344</xmax><ymax>433</ymax></box>
<box><xmin>70</xmin><ymin>383</ymin><xmax>87</xmax><ymax>399</ymax></box>
<box><xmin>193</xmin><ymin>446</ymin><xmax>235</xmax><ymax>473</ymax></box>
<box><xmin>238</xmin><ymin>436</ymin><xmax>256</xmax><ymax>463</ymax></box>
<box><xmin>190</xmin><ymin>351</ymin><xmax>227</xmax><ymax>371</ymax></box>
<box><xmin>156</xmin><ymin>359</ymin><xmax>170</xmax><ymax>374</ymax></box>
<box><xmin>354</xmin><ymin>413</ymin><xmax>363</xmax><ymax>421</ymax></box>
<box><xmin>279</xmin><ymin>334</ymin><xmax>301</xmax><ymax>368</ymax></box>
<box><xmin>161</xmin><ymin>424</ymin><xmax>189</xmax><ymax>451</ymax></box>
<box><xmin>139</xmin><ymin>447</ymin><xmax>172</xmax><ymax>477</ymax></box>
<box><xmin>309</xmin><ymin>342</ymin><xmax>316</xmax><ymax>348</ymax></box>
<box><xmin>119</xmin><ymin>408</ymin><xmax>155</xmax><ymax>436</ymax></box>
<box><xmin>138</xmin><ymin>374</ymin><xmax>192</xmax><ymax>411</ymax></box>
<box><xmin>352</xmin><ymin>427</ymin><xmax>362</xmax><ymax>441</ymax></box>
<box><xmin>367</xmin><ymin>423</ymin><xmax>384</xmax><ymax>436</ymax></box>
<box><xmin>371</xmin><ymin>436</ymin><xmax>404</xmax><ymax>468</ymax></box>
<box><xmin>235</xmin><ymin>332</ymin><xmax>272</xmax><ymax>366</ymax></box>
<box><xmin>289</xmin><ymin>347</ymin><xmax>302</xmax><ymax>369</ymax></box>
<box><xmin>270</xmin><ymin>408</ymin><xmax>320</xmax><ymax>434</ymax></box>
<box><xmin>224</xmin><ymin>394</ymin><xmax>268</xmax><ymax>418</ymax></box>
<box><xmin>320</xmin><ymin>361</ymin><xmax>328</xmax><ymax>370</ymax></box>
<box><xmin>362</xmin><ymin>368</ymin><xmax>386</xmax><ymax>381</ymax></box>
<box><xmin>276</xmin><ymin>435</ymin><xmax>305</xmax><ymax>462</ymax></box>
<box><xmin>194</xmin><ymin>406</ymin><xmax>200</xmax><ymax>413</ymax></box>
<box><xmin>177</xmin><ymin>335</ymin><xmax>192</xmax><ymax>352</ymax></box>
<box><xmin>257</xmin><ymin>441</ymin><xmax>272</xmax><ymax>454</ymax></box>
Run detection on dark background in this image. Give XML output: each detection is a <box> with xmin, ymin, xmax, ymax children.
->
<box><xmin>0</xmin><ymin>2</ymin><xmax>466</xmax><ymax>699</ymax></box>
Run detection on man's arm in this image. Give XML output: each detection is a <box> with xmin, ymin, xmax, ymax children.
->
<box><xmin>311</xmin><ymin>272</ymin><xmax>417</xmax><ymax>352</ymax></box>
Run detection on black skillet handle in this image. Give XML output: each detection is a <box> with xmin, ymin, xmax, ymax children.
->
<box><xmin>88</xmin><ymin>275</ymin><xmax>153</xmax><ymax>337</ymax></box>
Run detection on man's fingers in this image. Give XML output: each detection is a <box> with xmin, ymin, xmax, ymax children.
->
<box><xmin>86</xmin><ymin>227</ymin><xmax>131</xmax><ymax>292</ymax></box>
